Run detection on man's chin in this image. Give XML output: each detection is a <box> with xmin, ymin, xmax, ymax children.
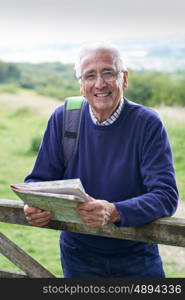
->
<box><xmin>93</xmin><ymin>101</ymin><xmax>112</xmax><ymax>111</ymax></box>
<box><xmin>92</xmin><ymin>102</ymin><xmax>114</xmax><ymax>117</ymax></box>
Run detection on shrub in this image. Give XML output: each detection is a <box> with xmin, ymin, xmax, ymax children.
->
<box><xmin>29</xmin><ymin>136</ymin><xmax>42</xmax><ymax>153</ymax></box>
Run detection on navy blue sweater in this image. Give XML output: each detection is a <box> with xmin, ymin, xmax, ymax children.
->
<box><xmin>25</xmin><ymin>98</ymin><xmax>178</xmax><ymax>254</ymax></box>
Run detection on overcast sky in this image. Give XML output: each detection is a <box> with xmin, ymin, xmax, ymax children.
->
<box><xmin>0</xmin><ymin>0</ymin><xmax>184</xmax><ymax>62</ymax></box>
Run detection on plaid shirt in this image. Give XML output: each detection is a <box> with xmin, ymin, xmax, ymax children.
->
<box><xmin>89</xmin><ymin>98</ymin><xmax>124</xmax><ymax>126</ymax></box>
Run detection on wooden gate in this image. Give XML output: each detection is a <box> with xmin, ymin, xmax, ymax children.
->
<box><xmin>1</xmin><ymin>199</ymin><xmax>185</xmax><ymax>277</ymax></box>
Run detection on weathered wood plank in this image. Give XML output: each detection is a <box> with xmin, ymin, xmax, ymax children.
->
<box><xmin>0</xmin><ymin>199</ymin><xmax>27</xmax><ymax>225</ymax></box>
<box><xmin>0</xmin><ymin>269</ymin><xmax>28</xmax><ymax>278</ymax></box>
<box><xmin>49</xmin><ymin>217</ymin><xmax>185</xmax><ymax>247</ymax></box>
<box><xmin>1</xmin><ymin>199</ymin><xmax>185</xmax><ymax>247</ymax></box>
<box><xmin>0</xmin><ymin>232</ymin><xmax>55</xmax><ymax>278</ymax></box>
<box><xmin>0</xmin><ymin>199</ymin><xmax>24</xmax><ymax>208</ymax></box>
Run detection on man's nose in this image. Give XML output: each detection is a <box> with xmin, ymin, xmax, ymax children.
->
<box><xmin>94</xmin><ymin>74</ymin><xmax>107</xmax><ymax>89</ymax></box>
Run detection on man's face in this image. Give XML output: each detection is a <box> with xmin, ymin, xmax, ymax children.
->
<box><xmin>80</xmin><ymin>49</ymin><xmax>128</xmax><ymax>120</ymax></box>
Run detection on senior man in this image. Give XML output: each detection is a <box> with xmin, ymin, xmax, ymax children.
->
<box><xmin>24</xmin><ymin>43</ymin><xmax>178</xmax><ymax>278</ymax></box>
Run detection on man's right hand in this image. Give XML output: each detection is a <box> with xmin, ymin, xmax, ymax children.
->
<box><xmin>24</xmin><ymin>205</ymin><xmax>52</xmax><ymax>227</ymax></box>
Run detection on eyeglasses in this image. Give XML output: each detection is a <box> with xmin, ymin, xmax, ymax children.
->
<box><xmin>79</xmin><ymin>70</ymin><xmax>123</xmax><ymax>84</ymax></box>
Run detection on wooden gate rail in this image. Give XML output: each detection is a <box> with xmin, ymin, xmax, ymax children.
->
<box><xmin>0</xmin><ymin>231</ymin><xmax>55</xmax><ymax>278</ymax></box>
<box><xmin>0</xmin><ymin>269</ymin><xmax>27</xmax><ymax>278</ymax></box>
<box><xmin>1</xmin><ymin>199</ymin><xmax>185</xmax><ymax>247</ymax></box>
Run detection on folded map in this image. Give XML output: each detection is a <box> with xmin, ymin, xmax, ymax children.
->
<box><xmin>10</xmin><ymin>178</ymin><xmax>87</xmax><ymax>223</ymax></box>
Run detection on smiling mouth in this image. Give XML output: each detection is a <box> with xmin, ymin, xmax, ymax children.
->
<box><xmin>94</xmin><ymin>92</ymin><xmax>111</xmax><ymax>97</ymax></box>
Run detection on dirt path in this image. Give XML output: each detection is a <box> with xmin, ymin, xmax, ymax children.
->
<box><xmin>154</xmin><ymin>106</ymin><xmax>185</xmax><ymax>123</ymax></box>
<box><xmin>0</xmin><ymin>92</ymin><xmax>61</xmax><ymax>115</ymax></box>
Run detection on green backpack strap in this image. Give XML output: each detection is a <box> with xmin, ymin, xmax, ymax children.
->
<box><xmin>62</xmin><ymin>96</ymin><xmax>86</xmax><ymax>167</ymax></box>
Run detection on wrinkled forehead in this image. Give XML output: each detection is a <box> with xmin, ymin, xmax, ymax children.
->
<box><xmin>80</xmin><ymin>49</ymin><xmax>117</xmax><ymax>73</ymax></box>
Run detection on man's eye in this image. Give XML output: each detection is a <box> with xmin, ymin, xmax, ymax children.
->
<box><xmin>102</xmin><ymin>71</ymin><xmax>114</xmax><ymax>79</ymax></box>
<box><xmin>85</xmin><ymin>74</ymin><xmax>96</xmax><ymax>80</ymax></box>
<box><xmin>103</xmin><ymin>71</ymin><xmax>114</xmax><ymax>76</ymax></box>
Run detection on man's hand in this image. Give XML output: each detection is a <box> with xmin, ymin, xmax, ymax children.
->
<box><xmin>24</xmin><ymin>205</ymin><xmax>52</xmax><ymax>227</ymax></box>
<box><xmin>77</xmin><ymin>194</ymin><xmax>120</xmax><ymax>227</ymax></box>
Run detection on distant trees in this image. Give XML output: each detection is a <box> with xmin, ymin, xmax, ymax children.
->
<box><xmin>0</xmin><ymin>60</ymin><xmax>20</xmax><ymax>83</ymax></box>
<box><xmin>0</xmin><ymin>60</ymin><xmax>185</xmax><ymax>106</ymax></box>
<box><xmin>125</xmin><ymin>70</ymin><xmax>185</xmax><ymax>106</ymax></box>
<box><xmin>16</xmin><ymin>62</ymin><xmax>80</xmax><ymax>99</ymax></box>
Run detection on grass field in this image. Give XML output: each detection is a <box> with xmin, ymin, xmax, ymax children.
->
<box><xmin>0</xmin><ymin>91</ymin><xmax>185</xmax><ymax>277</ymax></box>
<box><xmin>0</xmin><ymin>92</ymin><xmax>61</xmax><ymax>277</ymax></box>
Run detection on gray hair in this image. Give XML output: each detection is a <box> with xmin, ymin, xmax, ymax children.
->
<box><xmin>74</xmin><ymin>42</ymin><xmax>127</xmax><ymax>78</ymax></box>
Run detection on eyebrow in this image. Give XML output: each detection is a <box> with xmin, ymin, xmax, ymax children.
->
<box><xmin>102</xmin><ymin>68</ymin><xmax>115</xmax><ymax>72</ymax></box>
<box><xmin>84</xmin><ymin>67</ymin><xmax>115</xmax><ymax>74</ymax></box>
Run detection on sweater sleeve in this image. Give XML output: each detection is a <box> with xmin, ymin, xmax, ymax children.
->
<box><xmin>25</xmin><ymin>106</ymin><xmax>65</xmax><ymax>182</ymax></box>
<box><xmin>114</xmin><ymin>116</ymin><xmax>179</xmax><ymax>227</ymax></box>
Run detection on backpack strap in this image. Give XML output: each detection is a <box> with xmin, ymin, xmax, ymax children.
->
<box><xmin>62</xmin><ymin>96</ymin><xmax>85</xmax><ymax>167</ymax></box>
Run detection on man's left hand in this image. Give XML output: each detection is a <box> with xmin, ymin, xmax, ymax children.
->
<box><xmin>77</xmin><ymin>194</ymin><xmax>120</xmax><ymax>227</ymax></box>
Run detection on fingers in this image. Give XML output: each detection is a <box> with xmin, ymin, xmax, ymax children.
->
<box><xmin>24</xmin><ymin>205</ymin><xmax>52</xmax><ymax>227</ymax></box>
<box><xmin>79</xmin><ymin>212</ymin><xmax>110</xmax><ymax>227</ymax></box>
<box><xmin>77</xmin><ymin>198</ymin><xmax>101</xmax><ymax>211</ymax></box>
<box><xmin>24</xmin><ymin>205</ymin><xmax>42</xmax><ymax>214</ymax></box>
<box><xmin>77</xmin><ymin>199</ymin><xmax>111</xmax><ymax>227</ymax></box>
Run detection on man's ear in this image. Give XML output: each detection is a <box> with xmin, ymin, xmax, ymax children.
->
<box><xmin>123</xmin><ymin>71</ymin><xmax>128</xmax><ymax>90</ymax></box>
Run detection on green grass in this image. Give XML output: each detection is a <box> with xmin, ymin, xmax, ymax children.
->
<box><xmin>0</xmin><ymin>101</ymin><xmax>62</xmax><ymax>277</ymax></box>
<box><xmin>162</xmin><ymin>119</ymin><xmax>185</xmax><ymax>201</ymax></box>
<box><xmin>163</xmin><ymin>257</ymin><xmax>185</xmax><ymax>277</ymax></box>
<box><xmin>0</xmin><ymin>83</ymin><xmax>19</xmax><ymax>94</ymax></box>
<box><xmin>0</xmin><ymin>96</ymin><xmax>185</xmax><ymax>277</ymax></box>
<box><xmin>0</xmin><ymin>224</ymin><xmax>61</xmax><ymax>277</ymax></box>
<box><xmin>0</xmin><ymin>105</ymin><xmax>46</xmax><ymax>198</ymax></box>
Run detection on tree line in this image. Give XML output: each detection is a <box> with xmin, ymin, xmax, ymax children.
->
<box><xmin>0</xmin><ymin>60</ymin><xmax>185</xmax><ymax>106</ymax></box>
